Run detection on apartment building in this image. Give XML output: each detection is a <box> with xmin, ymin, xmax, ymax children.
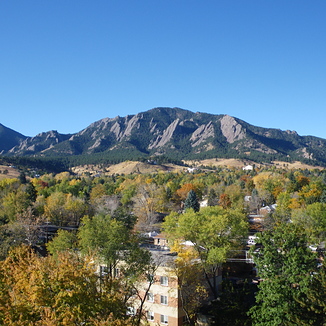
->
<box><xmin>99</xmin><ymin>233</ymin><xmax>221</xmax><ymax>325</ymax></box>
<box><xmin>135</xmin><ymin>233</ymin><xmax>221</xmax><ymax>326</ymax></box>
<box><xmin>138</xmin><ymin>263</ymin><xmax>186</xmax><ymax>326</ymax></box>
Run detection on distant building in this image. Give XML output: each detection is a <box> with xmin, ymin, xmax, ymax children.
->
<box><xmin>186</xmin><ymin>167</ymin><xmax>199</xmax><ymax>173</ymax></box>
<box><xmin>153</xmin><ymin>233</ymin><xmax>170</xmax><ymax>249</ymax></box>
<box><xmin>260</xmin><ymin>204</ymin><xmax>277</xmax><ymax>215</ymax></box>
<box><xmin>200</xmin><ymin>199</ymin><xmax>208</xmax><ymax>207</ymax></box>
<box><xmin>242</xmin><ymin>165</ymin><xmax>253</xmax><ymax>171</ymax></box>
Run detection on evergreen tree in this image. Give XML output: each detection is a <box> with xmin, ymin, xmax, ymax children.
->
<box><xmin>207</xmin><ymin>189</ymin><xmax>218</xmax><ymax>206</ymax></box>
<box><xmin>19</xmin><ymin>172</ymin><xmax>27</xmax><ymax>184</ymax></box>
<box><xmin>320</xmin><ymin>189</ymin><xmax>326</xmax><ymax>203</ymax></box>
<box><xmin>25</xmin><ymin>182</ymin><xmax>37</xmax><ymax>202</ymax></box>
<box><xmin>184</xmin><ymin>190</ymin><xmax>200</xmax><ymax>212</ymax></box>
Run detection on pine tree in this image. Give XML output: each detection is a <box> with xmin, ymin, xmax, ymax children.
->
<box><xmin>19</xmin><ymin>172</ymin><xmax>27</xmax><ymax>184</ymax></box>
<box><xmin>207</xmin><ymin>189</ymin><xmax>218</xmax><ymax>206</ymax></box>
<box><xmin>184</xmin><ymin>190</ymin><xmax>200</xmax><ymax>212</ymax></box>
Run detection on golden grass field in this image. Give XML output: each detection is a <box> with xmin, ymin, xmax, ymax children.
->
<box><xmin>0</xmin><ymin>158</ymin><xmax>324</xmax><ymax>180</ymax></box>
<box><xmin>0</xmin><ymin>165</ymin><xmax>20</xmax><ymax>180</ymax></box>
<box><xmin>71</xmin><ymin>158</ymin><xmax>324</xmax><ymax>176</ymax></box>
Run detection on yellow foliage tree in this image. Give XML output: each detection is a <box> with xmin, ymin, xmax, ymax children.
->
<box><xmin>0</xmin><ymin>245</ymin><xmax>131</xmax><ymax>325</ymax></box>
<box><xmin>170</xmin><ymin>241</ymin><xmax>208</xmax><ymax>325</ymax></box>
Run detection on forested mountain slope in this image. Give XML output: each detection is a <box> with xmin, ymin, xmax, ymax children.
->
<box><xmin>2</xmin><ymin>107</ymin><xmax>326</xmax><ymax>166</ymax></box>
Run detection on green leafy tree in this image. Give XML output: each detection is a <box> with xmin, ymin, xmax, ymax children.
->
<box><xmin>78</xmin><ymin>215</ymin><xmax>129</xmax><ymax>277</ymax></box>
<box><xmin>291</xmin><ymin>202</ymin><xmax>326</xmax><ymax>243</ymax></box>
<box><xmin>209</xmin><ymin>279</ymin><xmax>254</xmax><ymax>326</ymax></box>
<box><xmin>293</xmin><ymin>264</ymin><xmax>326</xmax><ymax>325</ymax></box>
<box><xmin>0</xmin><ymin>223</ymin><xmax>26</xmax><ymax>260</ymax></box>
<box><xmin>78</xmin><ymin>214</ymin><xmax>151</xmax><ymax>283</ymax></box>
<box><xmin>46</xmin><ymin>229</ymin><xmax>78</xmax><ymax>257</ymax></box>
<box><xmin>249</xmin><ymin>224</ymin><xmax>323</xmax><ymax>326</ymax></box>
<box><xmin>78</xmin><ymin>214</ymin><xmax>152</xmax><ymax>325</ymax></box>
<box><xmin>163</xmin><ymin>206</ymin><xmax>248</xmax><ymax>298</ymax></box>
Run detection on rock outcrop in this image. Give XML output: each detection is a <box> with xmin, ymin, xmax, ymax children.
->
<box><xmin>2</xmin><ymin>107</ymin><xmax>326</xmax><ymax>166</ymax></box>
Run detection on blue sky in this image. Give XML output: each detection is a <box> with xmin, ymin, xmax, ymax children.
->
<box><xmin>1</xmin><ymin>1</ymin><xmax>325</xmax><ymax>138</ymax></box>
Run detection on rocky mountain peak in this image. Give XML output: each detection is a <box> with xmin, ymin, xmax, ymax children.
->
<box><xmin>220</xmin><ymin>115</ymin><xmax>246</xmax><ymax>143</ymax></box>
<box><xmin>190</xmin><ymin>122</ymin><xmax>215</xmax><ymax>147</ymax></box>
<box><xmin>149</xmin><ymin>119</ymin><xmax>180</xmax><ymax>149</ymax></box>
<box><xmin>1</xmin><ymin>107</ymin><xmax>326</xmax><ymax>166</ymax></box>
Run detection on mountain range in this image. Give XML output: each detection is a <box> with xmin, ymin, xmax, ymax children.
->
<box><xmin>1</xmin><ymin>107</ymin><xmax>326</xmax><ymax>166</ymax></box>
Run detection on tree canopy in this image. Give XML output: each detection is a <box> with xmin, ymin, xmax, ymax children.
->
<box><xmin>163</xmin><ymin>206</ymin><xmax>248</xmax><ymax>298</ymax></box>
<box><xmin>249</xmin><ymin>224</ymin><xmax>325</xmax><ymax>326</ymax></box>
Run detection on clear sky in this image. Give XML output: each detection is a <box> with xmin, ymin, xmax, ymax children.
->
<box><xmin>1</xmin><ymin>1</ymin><xmax>325</xmax><ymax>138</ymax></box>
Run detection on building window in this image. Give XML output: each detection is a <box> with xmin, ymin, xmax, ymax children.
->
<box><xmin>126</xmin><ymin>306</ymin><xmax>136</xmax><ymax>316</ymax></box>
<box><xmin>160</xmin><ymin>314</ymin><xmax>168</xmax><ymax>324</ymax></box>
<box><xmin>147</xmin><ymin>310</ymin><xmax>154</xmax><ymax>321</ymax></box>
<box><xmin>147</xmin><ymin>273</ymin><xmax>154</xmax><ymax>283</ymax></box>
<box><xmin>114</xmin><ymin>268</ymin><xmax>120</xmax><ymax>278</ymax></box>
<box><xmin>160</xmin><ymin>295</ymin><xmax>168</xmax><ymax>305</ymax></box>
<box><xmin>147</xmin><ymin>292</ymin><xmax>154</xmax><ymax>302</ymax></box>
<box><xmin>160</xmin><ymin>276</ymin><xmax>168</xmax><ymax>286</ymax></box>
<box><xmin>100</xmin><ymin>265</ymin><xmax>108</xmax><ymax>277</ymax></box>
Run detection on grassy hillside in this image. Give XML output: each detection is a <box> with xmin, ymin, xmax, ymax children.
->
<box><xmin>0</xmin><ymin>165</ymin><xmax>20</xmax><ymax>180</ymax></box>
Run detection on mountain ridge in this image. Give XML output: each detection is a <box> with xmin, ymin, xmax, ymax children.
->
<box><xmin>1</xmin><ymin>107</ymin><xmax>326</xmax><ymax>166</ymax></box>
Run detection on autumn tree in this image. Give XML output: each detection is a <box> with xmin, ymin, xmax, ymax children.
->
<box><xmin>63</xmin><ymin>194</ymin><xmax>89</xmax><ymax>226</ymax></box>
<box><xmin>170</xmin><ymin>242</ymin><xmax>208</xmax><ymax>325</ymax></box>
<box><xmin>89</xmin><ymin>183</ymin><xmax>107</xmax><ymax>203</ymax></box>
<box><xmin>175</xmin><ymin>183</ymin><xmax>202</xmax><ymax>203</ymax></box>
<box><xmin>298</xmin><ymin>182</ymin><xmax>323</xmax><ymax>205</ymax></box>
<box><xmin>132</xmin><ymin>182</ymin><xmax>166</xmax><ymax>231</ymax></box>
<box><xmin>44</xmin><ymin>192</ymin><xmax>88</xmax><ymax>226</ymax></box>
<box><xmin>0</xmin><ymin>245</ymin><xmax>132</xmax><ymax>325</ymax></box>
<box><xmin>224</xmin><ymin>184</ymin><xmax>244</xmax><ymax>209</ymax></box>
<box><xmin>219</xmin><ymin>193</ymin><xmax>232</xmax><ymax>209</ymax></box>
<box><xmin>0</xmin><ymin>187</ymin><xmax>31</xmax><ymax>222</ymax></box>
<box><xmin>252</xmin><ymin>172</ymin><xmax>285</xmax><ymax>205</ymax></box>
<box><xmin>43</xmin><ymin>191</ymin><xmax>67</xmax><ymax>225</ymax></box>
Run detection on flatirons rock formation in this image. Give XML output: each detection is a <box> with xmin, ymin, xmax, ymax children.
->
<box><xmin>1</xmin><ymin>107</ymin><xmax>326</xmax><ymax>165</ymax></box>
